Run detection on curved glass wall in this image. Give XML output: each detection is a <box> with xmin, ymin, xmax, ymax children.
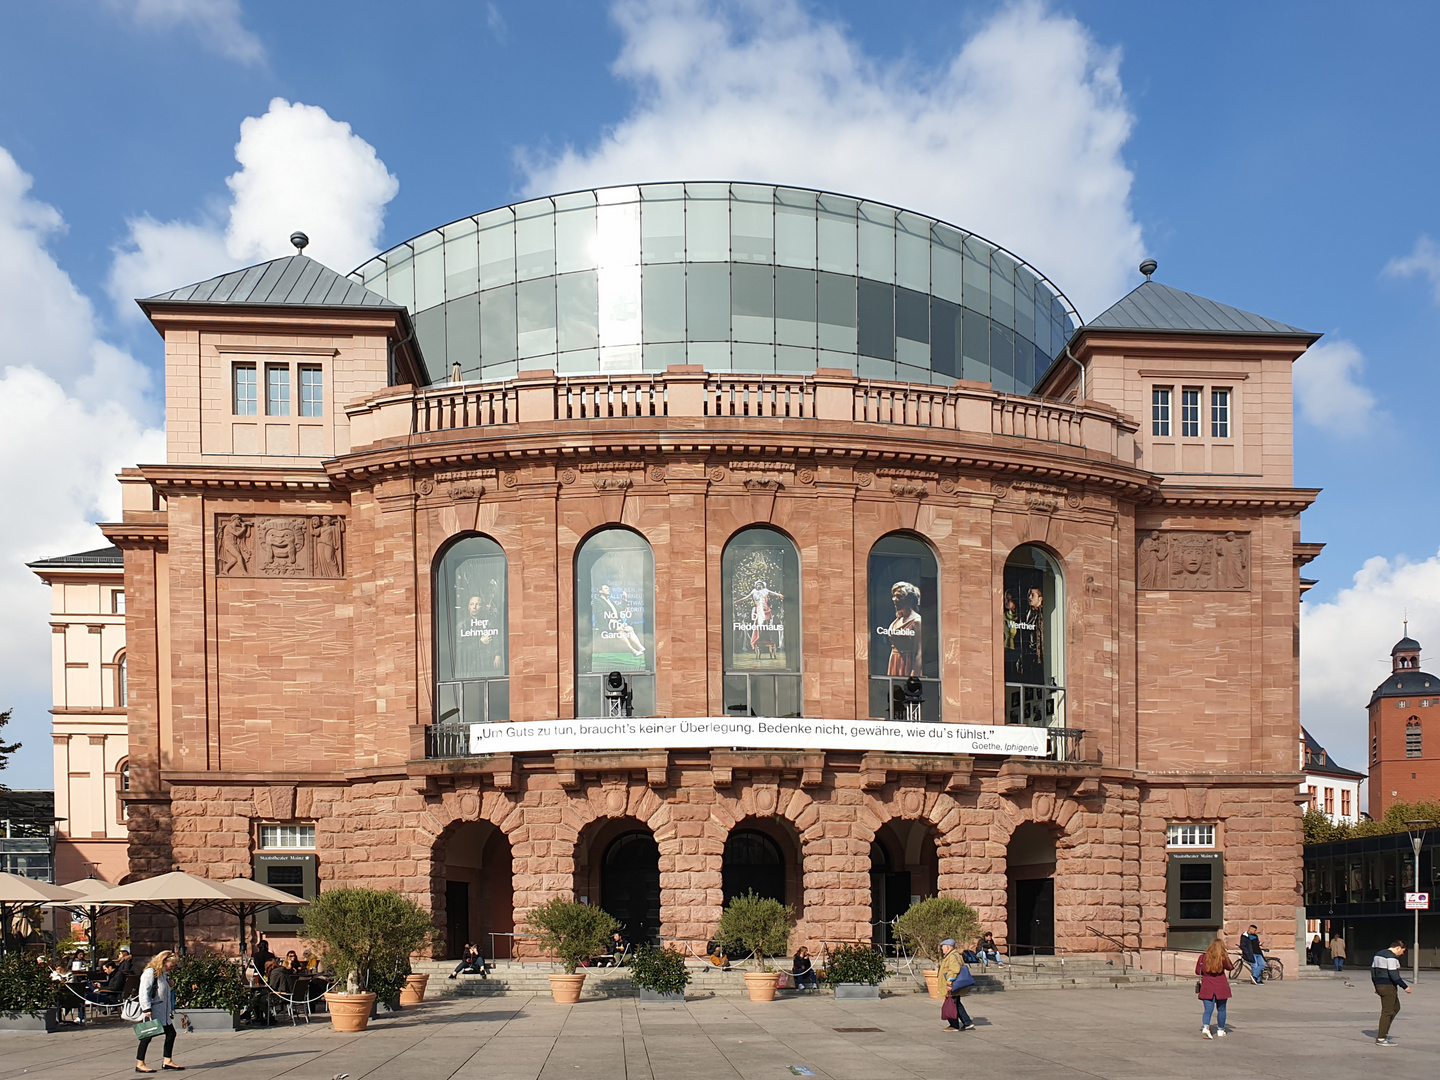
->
<box><xmin>350</xmin><ymin>183</ymin><xmax>1078</xmax><ymax>393</ymax></box>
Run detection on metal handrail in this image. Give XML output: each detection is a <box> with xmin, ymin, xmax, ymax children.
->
<box><xmin>1085</xmin><ymin>925</ymin><xmax>1133</xmax><ymax>974</ymax></box>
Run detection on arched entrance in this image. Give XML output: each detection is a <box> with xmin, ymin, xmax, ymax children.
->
<box><xmin>1007</xmin><ymin>823</ymin><xmax>1056</xmax><ymax>955</ymax></box>
<box><xmin>723</xmin><ymin>827</ymin><xmax>789</xmax><ymax>906</ymax></box>
<box><xmin>437</xmin><ymin>821</ymin><xmax>513</xmax><ymax>959</ymax></box>
<box><xmin>870</xmin><ymin>821</ymin><xmax>938</xmax><ymax>946</ymax></box>
<box><xmin>601</xmin><ymin>831</ymin><xmax>661</xmax><ymax>944</ymax></box>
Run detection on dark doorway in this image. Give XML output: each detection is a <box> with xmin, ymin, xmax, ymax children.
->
<box><xmin>723</xmin><ymin>829</ymin><xmax>785</xmax><ymax>905</ymax></box>
<box><xmin>446</xmin><ymin>880</ymin><xmax>470</xmax><ymax>959</ymax></box>
<box><xmin>868</xmin><ymin>841</ymin><xmax>911</xmax><ymax>947</ymax></box>
<box><xmin>601</xmin><ymin>831</ymin><xmax>661</xmax><ymax>944</ymax></box>
<box><xmin>1014</xmin><ymin>878</ymin><xmax>1055</xmax><ymax>952</ymax></box>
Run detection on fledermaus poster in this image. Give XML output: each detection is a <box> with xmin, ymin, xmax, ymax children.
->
<box><xmin>729</xmin><ymin>545</ymin><xmax>791</xmax><ymax>671</ymax></box>
<box><xmin>1003</xmin><ymin>563</ymin><xmax>1045</xmax><ymax>685</ymax></box>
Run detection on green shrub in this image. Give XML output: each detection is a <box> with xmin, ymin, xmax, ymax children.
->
<box><xmin>523</xmin><ymin>898</ymin><xmax>619</xmax><ymax>975</ymax></box>
<box><xmin>893</xmin><ymin>896</ymin><xmax>980</xmax><ymax>962</ymax></box>
<box><xmin>302</xmin><ymin>888</ymin><xmax>437</xmax><ymax>995</ymax></box>
<box><xmin>822</xmin><ymin>943</ymin><xmax>888</xmax><ymax>986</ymax></box>
<box><xmin>629</xmin><ymin>945</ymin><xmax>691</xmax><ymax>994</ymax></box>
<box><xmin>0</xmin><ymin>950</ymin><xmax>62</xmax><ymax>1014</ymax></box>
<box><xmin>716</xmin><ymin>892</ymin><xmax>792</xmax><ymax>971</ymax></box>
<box><xmin>173</xmin><ymin>953</ymin><xmax>249</xmax><ymax>1012</ymax></box>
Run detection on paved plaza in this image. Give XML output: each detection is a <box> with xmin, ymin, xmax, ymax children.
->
<box><xmin>0</xmin><ymin>979</ymin><xmax>1434</xmax><ymax>1080</ymax></box>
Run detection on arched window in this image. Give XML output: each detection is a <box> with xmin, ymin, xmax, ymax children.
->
<box><xmin>867</xmin><ymin>533</ymin><xmax>940</xmax><ymax>722</ymax></box>
<box><xmin>575</xmin><ymin>528</ymin><xmax>655</xmax><ymax>717</ymax></box>
<box><xmin>116</xmin><ymin>652</ymin><xmax>127</xmax><ymax>708</ymax></box>
<box><xmin>722</xmin><ymin>829</ymin><xmax>785</xmax><ymax>906</ymax></box>
<box><xmin>434</xmin><ymin>535</ymin><xmax>509</xmax><ymax>725</ymax></box>
<box><xmin>1407</xmin><ymin>719</ymin><xmax>1422</xmax><ymax>758</ymax></box>
<box><xmin>722</xmin><ymin>526</ymin><xmax>801</xmax><ymax>717</ymax></box>
<box><xmin>1003</xmin><ymin>545</ymin><xmax>1065</xmax><ymax>727</ymax></box>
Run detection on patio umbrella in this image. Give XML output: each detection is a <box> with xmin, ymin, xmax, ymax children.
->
<box><xmin>0</xmin><ymin>873</ymin><xmax>79</xmax><ymax>953</ymax></box>
<box><xmin>87</xmin><ymin>872</ymin><xmax>239</xmax><ymax>955</ymax></box>
<box><xmin>215</xmin><ymin>878</ymin><xmax>311</xmax><ymax>956</ymax></box>
<box><xmin>57</xmin><ymin>877</ymin><xmax>133</xmax><ymax>957</ymax></box>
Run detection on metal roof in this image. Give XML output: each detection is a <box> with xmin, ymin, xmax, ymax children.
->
<box><xmin>1368</xmin><ymin>669</ymin><xmax>1440</xmax><ymax>707</ymax></box>
<box><xmin>26</xmin><ymin>546</ymin><xmax>124</xmax><ymax>570</ymax></box>
<box><xmin>1086</xmin><ymin>280</ymin><xmax>1318</xmax><ymax>339</ymax></box>
<box><xmin>142</xmin><ymin>255</ymin><xmax>401</xmax><ymax>310</ymax></box>
<box><xmin>1301</xmin><ymin>727</ymin><xmax>1366</xmax><ymax>781</ymax></box>
<box><xmin>1392</xmin><ymin>636</ymin><xmax>1421</xmax><ymax>655</ymax></box>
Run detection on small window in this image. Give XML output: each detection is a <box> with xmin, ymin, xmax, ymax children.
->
<box><xmin>299</xmin><ymin>365</ymin><xmax>324</xmax><ymax>417</ymax></box>
<box><xmin>1407</xmin><ymin>720</ymin><xmax>1422</xmax><ymax>758</ymax></box>
<box><xmin>1323</xmin><ymin>788</ymin><xmax>1334</xmax><ymax>815</ymax></box>
<box><xmin>1210</xmin><ymin>389</ymin><xmax>1230</xmax><ymax>438</ymax></box>
<box><xmin>119</xmin><ymin>760</ymin><xmax>130</xmax><ymax>792</ymax></box>
<box><xmin>1372</xmin><ymin>734</ymin><xmax>1378</xmax><ymax>765</ymax></box>
<box><xmin>1151</xmin><ymin>387</ymin><xmax>1171</xmax><ymax>436</ymax></box>
<box><xmin>1397</xmin><ymin>700</ymin><xmax>1409</xmax><ymax>709</ymax></box>
<box><xmin>1180</xmin><ymin>388</ymin><xmax>1200</xmax><ymax>437</ymax></box>
<box><xmin>1166</xmin><ymin>823</ymin><xmax>1216</xmax><ymax>848</ymax></box>
<box><xmin>259</xmin><ymin>824</ymin><xmax>316</xmax><ymax>850</ymax></box>
<box><xmin>1341</xmin><ymin>790</ymin><xmax>1351</xmax><ymax>817</ymax></box>
<box><xmin>116</xmin><ymin>653</ymin><xmax>127</xmax><ymax>708</ymax></box>
<box><xmin>266</xmin><ymin>365</ymin><xmax>291</xmax><ymax>416</ymax></box>
<box><xmin>1306</xmin><ymin>785</ymin><xmax>1317</xmax><ymax>809</ymax></box>
<box><xmin>233</xmin><ymin>364</ymin><xmax>257</xmax><ymax>415</ymax></box>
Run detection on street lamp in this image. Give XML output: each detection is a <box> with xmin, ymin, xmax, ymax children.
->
<box><xmin>1404</xmin><ymin>819</ymin><xmax>1431</xmax><ymax>986</ymax></box>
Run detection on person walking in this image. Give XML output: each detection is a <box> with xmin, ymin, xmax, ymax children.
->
<box><xmin>1329</xmin><ymin>933</ymin><xmax>1346</xmax><ymax>974</ymax></box>
<box><xmin>135</xmin><ymin>950</ymin><xmax>183</xmax><ymax>1073</ymax></box>
<box><xmin>1371</xmin><ymin>940</ymin><xmax>1411</xmax><ymax>1046</ymax></box>
<box><xmin>1195</xmin><ymin>939</ymin><xmax>1232</xmax><ymax>1038</ymax></box>
<box><xmin>1239</xmin><ymin>925</ymin><xmax>1265</xmax><ymax>984</ymax></box>
<box><xmin>937</xmin><ymin>939</ymin><xmax>975</xmax><ymax>1032</ymax></box>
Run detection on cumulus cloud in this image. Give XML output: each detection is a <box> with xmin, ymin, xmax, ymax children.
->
<box><xmin>106</xmin><ymin>0</ymin><xmax>266</xmax><ymax>65</ymax></box>
<box><xmin>108</xmin><ymin>98</ymin><xmax>400</xmax><ymax>317</ymax></box>
<box><xmin>521</xmin><ymin>0</ymin><xmax>1142</xmax><ymax>316</ymax></box>
<box><xmin>1384</xmin><ymin>234</ymin><xmax>1440</xmax><ymax>303</ymax></box>
<box><xmin>1292</xmin><ymin>338</ymin><xmax>1378</xmax><ymax>436</ymax></box>
<box><xmin>1301</xmin><ymin>552</ymin><xmax>1440</xmax><ymax>795</ymax></box>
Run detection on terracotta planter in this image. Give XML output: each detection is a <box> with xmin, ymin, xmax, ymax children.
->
<box><xmin>324</xmin><ymin>992</ymin><xmax>376</xmax><ymax>1032</ymax></box>
<box><xmin>548</xmin><ymin>973</ymin><xmax>587</xmax><ymax>1004</ymax></box>
<box><xmin>399</xmin><ymin>973</ymin><xmax>430</xmax><ymax>1005</ymax></box>
<box><xmin>923</xmin><ymin>969</ymin><xmax>941</xmax><ymax>999</ymax></box>
<box><xmin>744</xmin><ymin>971</ymin><xmax>781</xmax><ymax>1002</ymax></box>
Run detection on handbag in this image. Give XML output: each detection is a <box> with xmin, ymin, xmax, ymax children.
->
<box><xmin>121</xmin><ymin>999</ymin><xmax>144</xmax><ymax>1022</ymax></box>
<box><xmin>950</xmin><ymin>965</ymin><xmax>976</xmax><ymax>994</ymax></box>
<box><xmin>133</xmin><ymin>1017</ymin><xmax>165</xmax><ymax>1041</ymax></box>
<box><xmin>940</xmin><ymin>994</ymin><xmax>959</xmax><ymax>1021</ymax></box>
<box><xmin>776</xmin><ymin>971</ymin><xmax>793</xmax><ymax>989</ymax></box>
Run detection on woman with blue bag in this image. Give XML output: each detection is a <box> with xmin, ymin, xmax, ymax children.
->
<box><xmin>936</xmin><ymin>939</ymin><xmax>976</xmax><ymax>1032</ymax></box>
<box><xmin>135</xmin><ymin>951</ymin><xmax>184</xmax><ymax>1073</ymax></box>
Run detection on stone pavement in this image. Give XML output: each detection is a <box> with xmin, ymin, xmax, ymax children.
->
<box><xmin>0</xmin><ymin>977</ymin><xmax>1434</xmax><ymax>1079</ymax></box>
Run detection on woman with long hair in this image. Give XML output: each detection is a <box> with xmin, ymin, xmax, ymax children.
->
<box><xmin>136</xmin><ymin>950</ymin><xmax>183</xmax><ymax>1072</ymax></box>
<box><xmin>1195</xmin><ymin>939</ymin><xmax>1232</xmax><ymax>1038</ymax></box>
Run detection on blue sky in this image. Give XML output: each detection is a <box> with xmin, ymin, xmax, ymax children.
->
<box><xmin>2</xmin><ymin>0</ymin><xmax>1438</xmax><ymax>786</ymax></box>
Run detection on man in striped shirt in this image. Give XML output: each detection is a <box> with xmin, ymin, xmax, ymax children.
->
<box><xmin>1371</xmin><ymin>941</ymin><xmax>1411</xmax><ymax>1045</ymax></box>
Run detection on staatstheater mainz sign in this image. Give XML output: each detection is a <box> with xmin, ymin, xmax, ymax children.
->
<box><xmin>469</xmin><ymin>717</ymin><xmax>1050</xmax><ymax>756</ymax></box>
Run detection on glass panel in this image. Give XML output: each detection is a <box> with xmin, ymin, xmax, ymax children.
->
<box><xmin>1004</xmin><ymin>545</ymin><xmax>1065</xmax><ymax>724</ymax></box>
<box><xmin>641</xmin><ymin>197</ymin><xmax>686</xmax><ymax>263</ymax></box>
<box><xmin>600</xmin><ymin>343</ymin><xmax>641</xmax><ymax>374</ymax></box>
<box><xmin>858</xmin><ymin>356</ymin><xmax>896</xmax><ymax>380</ymax></box>
<box><xmin>445</xmin><ymin>297</ymin><xmax>480</xmax><ymax>373</ymax></box>
<box><xmin>517</xmin><ymin>277</ymin><xmax>557</xmax><ymax>358</ymax></box>
<box><xmin>435</xmin><ymin>535</ymin><xmax>508</xmax><ymax>682</ymax></box>
<box><xmin>895</xmin><ymin>213</ymin><xmax>930</xmax><ymax>292</ymax></box>
<box><xmin>775</xmin><ymin>345</ymin><xmax>817</xmax><ymax>372</ymax></box>
<box><xmin>962</xmin><ymin>245</ymin><xmax>990</xmax><ymax>315</ymax></box>
<box><xmin>576</xmin><ymin>529</ymin><xmax>655</xmax><ymax>683</ymax></box>
<box><xmin>816</xmin><ymin>194</ymin><xmax>857</xmax><ymax>275</ymax></box>
<box><xmin>686</xmin><ymin>193</ymin><xmax>729</xmax><ymax>261</ymax></box>
<box><xmin>751</xmin><ymin>675</ymin><xmax>777</xmax><ymax>718</ymax></box>
<box><xmin>556</xmin><ymin>203</ymin><xmax>597</xmax><ymax>273</ymax></box>
<box><xmin>775</xmin><ymin>267</ymin><xmax>817</xmax><ymax>347</ymax></box>
<box><xmin>386</xmin><ymin>249</ymin><xmax>414</xmax><ymax>310</ymax></box>
<box><xmin>515</xmin><ymin>202</ymin><xmax>555</xmax><ymax>281</ymax></box>
<box><xmin>478</xmin><ymin>208</ymin><xmax>515</xmax><ymax>289</ymax></box>
<box><xmin>775</xmin><ymin>188</ymin><xmax>817</xmax><ymax>269</ymax></box>
<box><xmin>731</xmin><ymin>262</ymin><xmax>774</xmax><ymax>343</ymax></box>
<box><xmin>414</xmin><ymin>232</ymin><xmax>444</xmax><ymax>310</ymax></box>
<box><xmin>488</xmin><ymin>678</ymin><xmax>510</xmax><ymax>722</ymax></box>
<box><xmin>642</xmin><ymin>263</ymin><xmax>686</xmax><ymax>342</ymax></box>
<box><xmin>463</xmin><ymin>680</ymin><xmax>485</xmax><ymax>725</ymax></box>
<box><xmin>990</xmin><ymin>322</ymin><xmax>1014</xmax><ymax>393</ymax></box>
<box><xmin>557</xmin><ymin>347</ymin><xmax>599</xmax><ymax>373</ymax></box>
<box><xmin>931</xmin><ymin>297</ymin><xmax>960</xmax><ymax>378</ymax></box>
<box><xmin>1014</xmin><ymin>339</ymin><xmax>1035</xmax><ymax>390</ymax></box>
<box><xmin>857</xmin><ymin>279</ymin><xmax>894</xmax><ymax>360</ymax></box>
<box><xmin>732</xmin><ymin>342</ymin><xmax>774</xmax><ymax>372</ymax></box>
<box><xmin>599</xmin><ymin>263</ymin><xmax>642</xmax><ymax>347</ymax></box>
<box><xmin>858</xmin><ymin>202</ymin><xmax>894</xmax><ymax>283</ymax></box>
<box><xmin>817</xmin><ymin>272</ymin><xmax>857</xmax><ymax>352</ymax></box>
<box><xmin>961</xmin><ymin>309</ymin><xmax>989</xmax><ymax>380</ymax></box>
<box><xmin>895</xmin><ymin>287</ymin><xmax>928</xmax><ymax>343</ymax></box>
<box><xmin>643</xmin><ymin>342</ymin><xmax>684</xmax><ymax>369</ymax></box>
<box><xmin>687</xmin><ymin>262</ymin><xmax>730</xmax><ymax>340</ymax></box>
<box><xmin>443</xmin><ymin>219</ymin><xmax>478</xmax><ymax>300</ymax></box>
<box><xmin>775</xmin><ymin>675</ymin><xmax>802</xmax><ymax>718</ymax></box>
<box><xmin>868</xmin><ymin>535</ymin><xmax>940</xmax><ymax>693</ymax></box>
<box><xmin>688</xmin><ymin>341</ymin><xmax>730</xmax><ymax>370</ymax></box>
<box><xmin>557</xmin><ymin>271</ymin><xmax>599</xmax><ymax>351</ymax></box>
<box><xmin>415</xmin><ymin>306</ymin><xmax>446</xmax><ymax>372</ymax></box>
<box><xmin>931</xmin><ymin>225</ymin><xmax>963</xmax><ymax>304</ymax></box>
<box><xmin>266</xmin><ymin>365</ymin><xmax>290</xmax><ymax>416</ymax></box>
<box><xmin>1015</xmin><ymin>267</ymin><xmax>1037</xmax><ymax>343</ymax></box>
<box><xmin>990</xmin><ymin>253</ymin><xmax>1015</xmax><ymax>329</ymax></box>
<box><xmin>731</xmin><ymin>187</ymin><xmax>774</xmax><ymax>263</ymax></box>
<box><xmin>596</xmin><ymin>199</ymin><xmax>640</xmax><ymax>268</ymax></box>
<box><xmin>723</xmin><ymin>526</ymin><xmax>801</xmax><ymax>674</ymax></box>
<box><xmin>233</xmin><ymin>365</ymin><xmax>257</xmax><ymax>415</ymax></box>
<box><xmin>896</xmin><ymin>340</ymin><xmax>929</xmax><ymax>370</ymax></box>
<box><xmin>723</xmin><ymin>675</ymin><xmax>749</xmax><ymax>716</ymax></box>
<box><xmin>480</xmin><ymin>285</ymin><xmax>517</xmax><ymax>363</ymax></box>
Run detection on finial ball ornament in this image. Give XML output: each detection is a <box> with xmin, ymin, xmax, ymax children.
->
<box><xmin>290</xmin><ymin>231</ymin><xmax>309</xmax><ymax>252</ymax></box>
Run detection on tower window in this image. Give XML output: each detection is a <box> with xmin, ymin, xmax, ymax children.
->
<box><xmin>1152</xmin><ymin>387</ymin><xmax>1171</xmax><ymax>436</ymax></box>
<box><xmin>1210</xmin><ymin>389</ymin><xmax>1230</xmax><ymax>438</ymax></box>
<box><xmin>1180</xmin><ymin>388</ymin><xmax>1200</xmax><ymax>437</ymax></box>
<box><xmin>266</xmin><ymin>365</ymin><xmax>291</xmax><ymax>416</ymax></box>
<box><xmin>1407</xmin><ymin>720</ymin><xmax>1422</xmax><ymax>758</ymax></box>
<box><xmin>299</xmin><ymin>366</ymin><xmax>324</xmax><ymax>417</ymax></box>
<box><xmin>233</xmin><ymin>364</ymin><xmax>257</xmax><ymax>415</ymax></box>
<box><xmin>1372</xmin><ymin>734</ymin><xmax>1378</xmax><ymax>765</ymax></box>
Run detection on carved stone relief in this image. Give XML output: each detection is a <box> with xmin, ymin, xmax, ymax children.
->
<box><xmin>1137</xmin><ymin>530</ymin><xmax>1250</xmax><ymax>591</ymax></box>
<box><xmin>216</xmin><ymin>514</ymin><xmax>345</xmax><ymax>578</ymax></box>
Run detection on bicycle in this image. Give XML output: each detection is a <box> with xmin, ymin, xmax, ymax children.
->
<box><xmin>1229</xmin><ymin>954</ymin><xmax>1283</xmax><ymax>982</ymax></box>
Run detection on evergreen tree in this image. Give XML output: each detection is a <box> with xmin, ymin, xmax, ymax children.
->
<box><xmin>0</xmin><ymin>708</ymin><xmax>20</xmax><ymax>783</ymax></box>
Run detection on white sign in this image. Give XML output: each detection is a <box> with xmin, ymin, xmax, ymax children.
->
<box><xmin>1405</xmin><ymin>892</ymin><xmax>1430</xmax><ymax>911</ymax></box>
<box><xmin>469</xmin><ymin>716</ymin><xmax>1051</xmax><ymax>757</ymax></box>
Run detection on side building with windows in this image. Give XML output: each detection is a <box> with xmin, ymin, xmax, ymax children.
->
<box><xmin>103</xmin><ymin>185</ymin><xmax>1318</xmax><ymax>964</ymax></box>
<box><xmin>1300</xmin><ymin>727</ymin><xmax>1363</xmax><ymax>825</ymax></box>
<box><xmin>27</xmin><ymin>546</ymin><xmax>130</xmax><ymax>883</ymax></box>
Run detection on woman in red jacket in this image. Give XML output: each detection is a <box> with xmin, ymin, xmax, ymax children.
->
<box><xmin>1195</xmin><ymin>939</ymin><xmax>1232</xmax><ymax>1038</ymax></box>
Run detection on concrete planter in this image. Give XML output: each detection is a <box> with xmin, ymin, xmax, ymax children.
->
<box><xmin>743</xmin><ymin>972</ymin><xmax>781</xmax><ymax>1002</ymax></box>
<box><xmin>324</xmin><ymin>992</ymin><xmax>375</xmax><ymax>1032</ymax></box>
<box><xmin>399</xmin><ymin>973</ymin><xmax>429</xmax><ymax>1005</ymax></box>
<box><xmin>923</xmin><ymin>970</ymin><xmax>941</xmax><ymax>999</ymax></box>
<box><xmin>832</xmin><ymin>983</ymin><xmax>881</xmax><ymax>1000</ymax></box>
<box><xmin>0</xmin><ymin>1009</ymin><xmax>62</xmax><ymax>1032</ymax></box>
<box><xmin>176</xmin><ymin>1008</ymin><xmax>239</xmax><ymax>1032</ymax></box>
<box><xmin>548</xmin><ymin>973</ymin><xmax>586</xmax><ymax>1004</ymax></box>
<box><xmin>637</xmin><ymin>988</ymin><xmax>685</xmax><ymax>1004</ymax></box>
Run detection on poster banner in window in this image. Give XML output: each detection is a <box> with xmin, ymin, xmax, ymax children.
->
<box><xmin>868</xmin><ymin>546</ymin><xmax>938</xmax><ymax>680</ymax></box>
<box><xmin>446</xmin><ymin>552</ymin><xmax>507</xmax><ymax>679</ymax></box>
<box><xmin>1004</xmin><ymin>563</ymin><xmax>1046</xmax><ymax>685</ymax></box>
<box><xmin>581</xmin><ymin>548</ymin><xmax>650</xmax><ymax>674</ymax></box>
<box><xmin>729</xmin><ymin>546</ymin><xmax>794</xmax><ymax>672</ymax></box>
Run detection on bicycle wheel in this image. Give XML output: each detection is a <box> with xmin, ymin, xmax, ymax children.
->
<box><xmin>1264</xmin><ymin>958</ymin><xmax>1283</xmax><ymax>982</ymax></box>
<box><xmin>1229</xmin><ymin>959</ymin><xmax>1243</xmax><ymax>981</ymax></box>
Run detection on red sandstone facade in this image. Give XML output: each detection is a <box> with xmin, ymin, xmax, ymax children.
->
<box><xmin>105</xmin><ymin>261</ymin><xmax>1320</xmax><ymax>963</ymax></box>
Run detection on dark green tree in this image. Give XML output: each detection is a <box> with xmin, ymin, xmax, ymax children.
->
<box><xmin>0</xmin><ymin>709</ymin><xmax>21</xmax><ymax>785</ymax></box>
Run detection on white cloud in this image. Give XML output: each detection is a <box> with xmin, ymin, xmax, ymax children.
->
<box><xmin>487</xmin><ymin>2</ymin><xmax>508</xmax><ymax>42</ymax></box>
<box><xmin>1292</xmin><ymin>338</ymin><xmax>1377</xmax><ymax>436</ymax></box>
<box><xmin>1301</xmin><ymin>552</ymin><xmax>1440</xmax><ymax>794</ymax></box>
<box><xmin>108</xmin><ymin>0</ymin><xmax>265</xmax><ymax>65</ymax></box>
<box><xmin>108</xmin><ymin>98</ymin><xmax>400</xmax><ymax>317</ymax></box>
<box><xmin>521</xmin><ymin>0</ymin><xmax>1142</xmax><ymax>317</ymax></box>
<box><xmin>1384</xmin><ymin>234</ymin><xmax>1440</xmax><ymax>303</ymax></box>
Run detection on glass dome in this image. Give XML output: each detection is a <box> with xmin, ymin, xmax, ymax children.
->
<box><xmin>350</xmin><ymin>183</ymin><xmax>1078</xmax><ymax>393</ymax></box>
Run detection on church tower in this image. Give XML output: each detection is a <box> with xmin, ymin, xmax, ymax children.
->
<box><xmin>1367</xmin><ymin>630</ymin><xmax>1440</xmax><ymax>816</ymax></box>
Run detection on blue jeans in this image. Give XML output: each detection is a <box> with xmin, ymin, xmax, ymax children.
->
<box><xmin>1250</xmin><ymin>955</ymin><xmax>1266</xmax><ymax>982</ymax></box>
<box><xmin>1333</xmin><ymin>957</ymin><xmax>1344</xmax><ymax>972</ymax></box>
<box><xmin>1202</xmin><ymin>999</ymin><xmax>1227</xmax><ymax>1028</ymax></box>
<box><xmin>793</xmin><ymin>970</ymin><xmax>817</xmax><ymax>989</ymax></box>
<box><xmin>946</xmin><ymin>996</ymin><xmax>973</xmax><ymax>1028</ymax></box>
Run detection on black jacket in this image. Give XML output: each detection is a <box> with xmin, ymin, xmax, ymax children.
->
<box><xmin>1239</xmin><ymin>933</ymin><xmax>1261</xmax><ymax>960</ymax></box>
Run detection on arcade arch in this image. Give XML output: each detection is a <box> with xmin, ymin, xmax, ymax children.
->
<box><xmin>1006</xmin><ymin>822</ymin><xmax>1057</xmax><ymax>955</ymax></box>
<box><xmin>869</xmin><ymin>820</ymin><xmax>939</xmax><ymax>945</ymax></box>
<box><xmin>573</xmin><ymin>817</ymin><xmax>661</xmax><ymax>945</ymax></box>
<box><xmin>436</xmin><ymin>820</ymin><xmax>514</xmax><ymax>959</ymax></box>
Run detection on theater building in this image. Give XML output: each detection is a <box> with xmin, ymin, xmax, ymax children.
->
<box><xmin>103</xmin><ymin>183</ymin><xmax>1320</xmax><ymax>959</ymax></box>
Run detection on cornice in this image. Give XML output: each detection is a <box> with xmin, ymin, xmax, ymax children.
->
<box><xmin>138</xmin><ymin>464</ymin><xmax>336</xmax><ymax>495</ymax></box>
<box><xmin>99</xmin><ymin>521</ymin><xmax>168</xmax><ymax>548</ymax></box>
<box><xmin>1144</xmin><ymin>485</ymin><xmax>1320</xmax><ymax>512</ymax></box>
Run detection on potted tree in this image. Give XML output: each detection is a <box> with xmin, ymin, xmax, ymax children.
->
<box><xmin>716</xmin><ymin>891</ymin><xmax>793</xmax><ymax>1002</ymax></box>
<box><xmin>823</xmin><ymin>943</ymin><xmax>888</xmax><ymax>1000</ymax></box>
<box><xmin>629</xmin><ymin>945</ymin><xmax>691</xmax><ymax>1003</ymax></box>
<box><xmin>173</xmin><ymin>953</ymin><xmax>249</xmax><ymax>1030</ymax></box>
<box><xmin>0</xmin><ymin>950</ymin><xmax>64</xmax><ymax>1031</ymax></box>
<box><xmin>893</xmin><ymin>896</ymin><xmax>980</xmax><ymax>999</ymax></box>
<box><xmin>523</xmin><ymin>898</ymin><xmax>619</xmax><ymax>1004</ymax></box>
<box><xmin>303</xmin><ymin>887</ymin><xmax>437</xmax><ymax>1032</ymax></box>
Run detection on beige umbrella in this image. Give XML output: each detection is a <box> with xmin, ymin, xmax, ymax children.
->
<box><xmin>88</xmin><ymin>872</ymin><xmax>240</xmax><ymax>955</ymax></box>
<box><xmin>216</xmin><ymin>878</ymin><xmax>311</xmax><ymax>956</ymax></box>
<box><xmin>0</xmin><ymin>873</ymin><xmax>79</xmax><ymax>953</ymax></box>
<box><xmin>58</xmin><ymin>877</ymin><xmax>133</xmax><ymax>956</ymax></box>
